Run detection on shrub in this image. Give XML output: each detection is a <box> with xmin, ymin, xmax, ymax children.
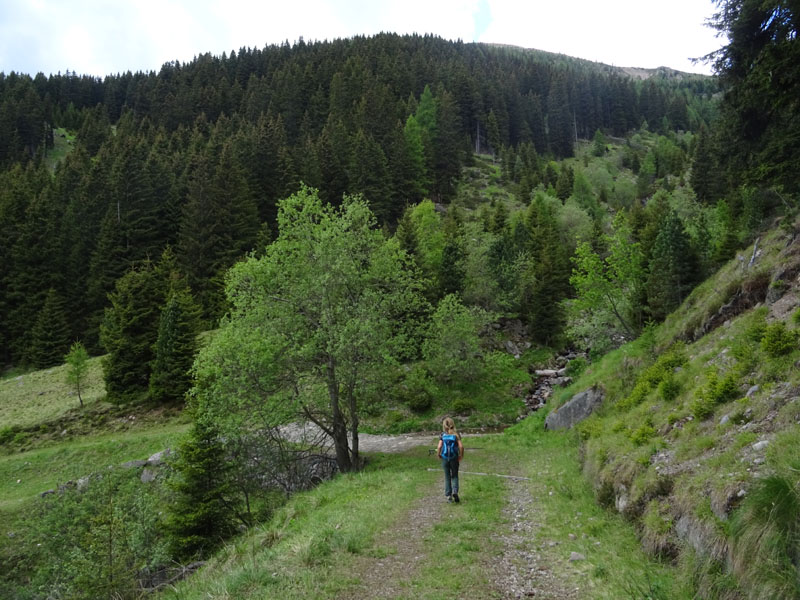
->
<box><xmin>760</xmin><ymin>321</ymin><xmax>798</xmax><ymax>357</ymax></box>
<box><xmin>630</xmin><ymin>422</ymin><xmax>656</xmax><ymax>446</ymax></box>
<box><xmin>565</xmin><ymin>356</ymin><xmax>589</xmax><ymax>377</ymax></box>
<box><xmin>396</xmin><ymin>365</ymin><xmax>434</xmax><ymax>413</ymax></box>
<box><xmin>691</xmin><ymin>371</ymin><xmax>740</xmax><ymax>419</ymax></box>
<box><xmin>451</xmin><ymin>397</ymin><xmax>476</xmax><ymax>415</ymax></box>
<box><xmin>792</xmin><ymin>308</ymin><xmax>800</xmax><ymax>326</ymax></box>
<box><xmin>658</xmin><ymin>376</ymin><xmax>681</xmax><ymax>402</ymax></box>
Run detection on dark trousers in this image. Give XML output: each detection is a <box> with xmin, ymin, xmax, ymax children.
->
<box><xmin>442</xmin><ymin>457</ymin><xmax>459</xmax><ymax>496</ymax></box>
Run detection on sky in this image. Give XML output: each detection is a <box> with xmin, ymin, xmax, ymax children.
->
<box><xmin>0</xmin><ymin>0</ymin><xmax>724</xmax><ymax>78</ymax></box>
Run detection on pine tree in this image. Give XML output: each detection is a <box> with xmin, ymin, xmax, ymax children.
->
<box><xmin>167</xmin><ymin>420</ymin><xmax>239</xmax><ymax>560</ymax></box>
<box><xmin>27</xmin><ymin>288</ymin><xmax>72</xmax><ymax>369</ymax></box>
<box><xmin>100</xmin><ymin>262</ymin><xmax>164</xmax><ymax>403</ymax></box>
<box><xmin>149</xmin><ymin>284</ymin><xmax>202</xmax><ymax>405</ymax></box>
<box><xmin>646</xmin><ymin>211</ymin><xmax>699</xmax><ymax>320</ymax></box>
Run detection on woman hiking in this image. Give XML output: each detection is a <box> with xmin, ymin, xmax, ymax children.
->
<box><xmin>436</xmin><ymin>417</ymin><xmax>464</xmax><ymax>503</ymax></box>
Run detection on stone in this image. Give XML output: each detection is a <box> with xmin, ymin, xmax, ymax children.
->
<box><xmin>140</xmin><ymin>468</ymin><xmax>157</xmax><ymax>483</ymax></box>
<box><xmin>746</xmin><ymin>385</ymin><xmax>760</xmax><ymax>398</ymax></box>
<box><xmin>77</xmin><ymin>476</ymin><xmax>90</xmax><ymax>491</ymax></box>
<box><xmin>752</xmin><ymin>440</ymin><xmax>769</xmax><ymax>451</ymax></box>
<box><xmin>39</xmin><ymin>489</ymin><xmax>55</xmax><ymax>498</ymax></box>
<box><xmin>569</xmin><ymin>552</ymin><xmax>586</xmax><ymax>562</ymax></box>
<box><xmin>544</xmin><ymin>386</ymin><xmax>604</xmax><ymax>430</ymax></box>
<box><xmin>146</xmin><ymin>448</ymin><xmax>171</xmax><ymax>466</ymax></box>
<box><xmin>568</xmin><ymin>533</ymin><xmax>577</xmax><ymax>540</ymax></box>
<box><xmin>121</xmin><ymin>459</ymin><xmax>147</xmax><ymax>469</ymax></box>
<box><xmin>720</xmin><ymin>414</ymin><xmax>730</xmax><ymax>426</ymax></box>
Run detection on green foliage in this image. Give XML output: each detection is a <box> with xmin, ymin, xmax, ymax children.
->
<box><xmin>730</xmin><ymin>430</ymin><xmax>800</xmax><ymax>599</ymax></box>
<box><xmin>100</xmin><ymin>262</ymin><xmax>164</xmax><ymax>403</ymax></box>
<box><xmin>760</xmin><ymin>321</ymin><xmax>798</xmax><ymax>358</ymax></box>
<box><xmin>617</xmin><ymin>344</ymin><xmax>686</xmax><ymax>411</ymax></box>
<box><xmin>451</xmin><ymin>397</ymin><xmax>477</xmax><ymax>415</ymax></box>
<box><xmin>64</xmin><ymin>341</ymin><xmax>90</xmax><ymax>407</ymax></box>
<box><xmin>26</xmin><ymin>288</ymin><xmax>72</xmax><ymax>369</ymax></box>
<box><xmin>690</xmin><ymin>371</ymin><xmax>740</xmax><ymax>420</ymax></box>
<box><xmin>630</xmin><ymin>422</ymin><xmax>657</xmax><ymax>446</ymax></box>
<box><xmin>149</xmin><ymin>283</ymin><xmax>202</xmax><ymax>404</ymax></box>
<box><xmin>167</xmin><ymin>420</ymin><xmax>240</xmax><ymax>560</ymax></box>
<box><xmin>22</xmin><ymin>467</ymin><xmax>170</xmax><ymax>599</ymax></box>
<box><xmin>192</xmin><ymin>187</ymin><xmax>425</xmax><ymax>472</ymax></box>
<box><xmin>565</xmin><ymin>214</ymin><xmax>645</xmax><ymax>352</ymax></box>
<box><xmin>422</xmin><ymin>294</ymin><xmax>491</xmax><ymax>384</ymax></box>
<box><xmin>658</xmin><ymin>375</ymin><xmax>682</xmax><ymax>402</ymax></box>
<box><xmin>396</xmin><ymin>365</ymin><xmax>435</xmax><ymax>413</ymax></box>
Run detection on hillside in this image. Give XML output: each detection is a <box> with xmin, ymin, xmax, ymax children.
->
<box><xmin>542</xmin><ymin>216</ymin><xmax>800</xmax><ymax>598</ymax></box>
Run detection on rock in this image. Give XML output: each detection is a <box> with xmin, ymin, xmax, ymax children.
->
<box><xmin>569</xmin><ymin>552</ymin><xmax>585</xmax><ymax>562</ymax></box>
<box><xmin>121</xmin><ymin>459</ymin><xmax>147</xmax><ymax>469</ymax></box>
<box><xmin>746</xmin><ymin>385</ymin><xmax>760</xmax><ymax>398</ymax></box>
<box><xmin>140</xmin><ymin>468</ymin><xmax>157</xmax><ymax>483</ymax></box>
<box><xmin>544</xmin><ymin>386</ymin><xmax>604</xmax><ymax>430</ymax></box>
<box><xmin>568</xmin><ymin>533</ymin><xmax>577</xmax><ymax>540</ymax></box>
<box><xmin>146</xmin><ymin>448</ymin><xmax>171</xmax><ymax>466</ymax></box>
<box><xmin>720</xmin><ymin>414</ymin><xmax>730</xmax><ymax>426</ymax></box>
<box><xmin>752</xmin><ymin>440</ymin><xmax>769</xmax><ymax>451</ymax></box>
<box><xmin>39</xmin><ymin>489</ymin><xmax>55</xmax><ymax>498</ymax></box>
<box><xmin>77</xmin><ymin>476</ymin><xmax>90</xmax><ymax>491</ymax></box>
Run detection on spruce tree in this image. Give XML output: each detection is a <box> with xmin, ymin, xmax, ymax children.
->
<box><xmin>167</xmin><ymin>419</ymin><xmax>239</xmax><ymax>560</ymax></box>
<box><xmin>27</xmin><ymin>288</ymin><xmax>72</xmax><ymax>369</ymax></box>
<box><xmin>100</xmin><ymin>262</ymin><xmax>164</xmax><ymax>403</ymax></box>
<box><xmin>149</xmin><ymin>284</ymin><xmax>202</xmax><ymax>405</ymax></box>
<box><xmin>646</xmin><ymin>211</ymin><xmax>699</xmax><ymax>320</ymax></box>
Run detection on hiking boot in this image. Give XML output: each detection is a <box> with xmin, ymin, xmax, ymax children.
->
<box><xmin>447</xmin><ymin>494</ymin><xmax>453</xmax><ymax>503</ymax></box>
<box><xmin>453</xmin><ymin>493</ymin><xmax>460</xmax><ymax>503</ymax></box>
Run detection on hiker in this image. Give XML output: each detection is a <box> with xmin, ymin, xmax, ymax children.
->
<box><xmin>436</xmin><ymin>417</ymin><xmax>464</xmax><ymax>503</ymax></box>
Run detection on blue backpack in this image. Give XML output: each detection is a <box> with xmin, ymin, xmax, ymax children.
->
<box><xmin>441</xmin><ymin>433</ymin><xmax>458</xmax><ymax>460</ymax></box>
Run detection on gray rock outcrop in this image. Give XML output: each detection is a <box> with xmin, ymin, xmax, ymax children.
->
<box><xmin>544</xmin><ymin>386</ymin><xmax>604</xmax><ymax>430</ymax></box>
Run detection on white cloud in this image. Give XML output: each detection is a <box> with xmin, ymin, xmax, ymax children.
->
<box><xmin>0</xmin><ymin>0</ymin><xmax>722</xmax><ymax>76</ymax></box>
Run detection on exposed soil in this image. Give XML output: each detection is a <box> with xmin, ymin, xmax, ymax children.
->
<box><xmin>337</xmin><ymin>482</ymin><xmax>446</xmax><ymax>599</ymax></box>
<box><xmin>491</xmin><ymin>479</ymin><xmax>580</xmax><ymax>599</ymax></box>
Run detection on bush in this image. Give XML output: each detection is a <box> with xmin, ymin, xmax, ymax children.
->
<box><xmin>658</xmin><ymin>376</ymin><xmax>681</xmax><ymax>402</ymax></box>
<box><xmin>760</xmin><ymin>321</ymin><xmax>798</xmax><ymax>357</ymax></box>
<box><xmin>630</xmin><ymin>423</ymin><xmax>656</xmax><ymax>446</ymax></box>
<box><xmin>691</xmin><ymin>371</ymin><xmax>740</xmax><ymax>420</ymax></box>
<box><xmin>396</xmin><ymin>365</ymin><xmax>434</xmax><ymax>413</ymax></box>
<box><xmin>565</xmin><ymin>356</ymin><xmax>589</xmax><ymax>377</ymax></box>
<box><xmin>451</xmin><ymin>397</ymin><xmax>476</xmax><ymax>415</ymax></box>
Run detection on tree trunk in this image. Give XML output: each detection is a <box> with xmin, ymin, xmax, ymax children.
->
<box><xmin>326</xmin><ymin>357</ymin><xmax>352</xmax><ymax>472</ymax></box>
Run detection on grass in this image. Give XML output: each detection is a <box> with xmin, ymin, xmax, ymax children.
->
<box><xmin>164</xmin><ymin>412</ymin><xmax>686</xmax><ymax>599</ymax></box>
<box><xmin>0</xmin><ymin>355</ymin><xmax>106</xmax><ymax>429</ymax></box>
<box><xmin>43</xmin><ymin>127</ymin><xmax>76</xmax><ymax>171</ymax></box>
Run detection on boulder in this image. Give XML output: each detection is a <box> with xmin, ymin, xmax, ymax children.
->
<box><xmin>544</xmin><ymin>386</ymin><xmax>604</xmax><ymax>430</ymax></box>
<box><xmin>146</xmin><ymin>448</ymin><xmax>171</xmax><ymax>466</ymax></box>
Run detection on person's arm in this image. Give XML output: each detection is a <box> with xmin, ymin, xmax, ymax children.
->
<box><xmin>436</xmin><ymin>439</ymin><xmax>443</xmax><ymax>459</ymax></box>
<box><xmin>457</xmin><ymin>437</ymin><xmax>464</xmax><ymax>461</ymax></box>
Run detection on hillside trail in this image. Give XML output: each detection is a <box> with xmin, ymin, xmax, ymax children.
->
<box><xmin>335</xmin><ymin>430</ymin><xmax>582</xmax><ymax>599</ymax></box>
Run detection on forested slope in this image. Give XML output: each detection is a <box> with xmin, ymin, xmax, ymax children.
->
<box><xmin>0</xmin><ymin>34</ymin><xmax>716</xmax><ymax>369</ymax></box>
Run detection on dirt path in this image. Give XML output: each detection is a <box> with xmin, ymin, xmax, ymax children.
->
<box><xmin>329</xmin><ymin>429</ymin><xmax>583</xmax><ymax>599</ymax></box>
<box><xmin>490</xmin><ymin>478</ymin><xmax>580</xmax><ymax>599</ymax></box>
<box><xmin>337</xmin><ymin>479</ymin><xmax>445</xmax><ymax>600</ymax></box>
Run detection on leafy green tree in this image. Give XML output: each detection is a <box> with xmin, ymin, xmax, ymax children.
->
<box><xmin>565</xmin><ymin>215</ymin><xmax>646</xmax><ymax>352</ymax></box>
<box><xmin>191</xmin><ymin>187</ymin><xmax>424</xmax><ymax>472</ymax></box>
<box><xmin>422</xmin><ymin>294</ymin><xmax>492</xmax><ymax>383</ymax></box>
<box><xmin>707</xmin><ymin>0</ymin><xmax>800</xmax><ymax>195</ymax></box>
<box><xmin>592</xmin><ymin>129</ymin><xmax>607</xmax><ymax>156</ymax></box>
<box><xmin>65</xmin><ymin>341</ymin><xmax>90</xmax><ymax>407</ymax></box>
